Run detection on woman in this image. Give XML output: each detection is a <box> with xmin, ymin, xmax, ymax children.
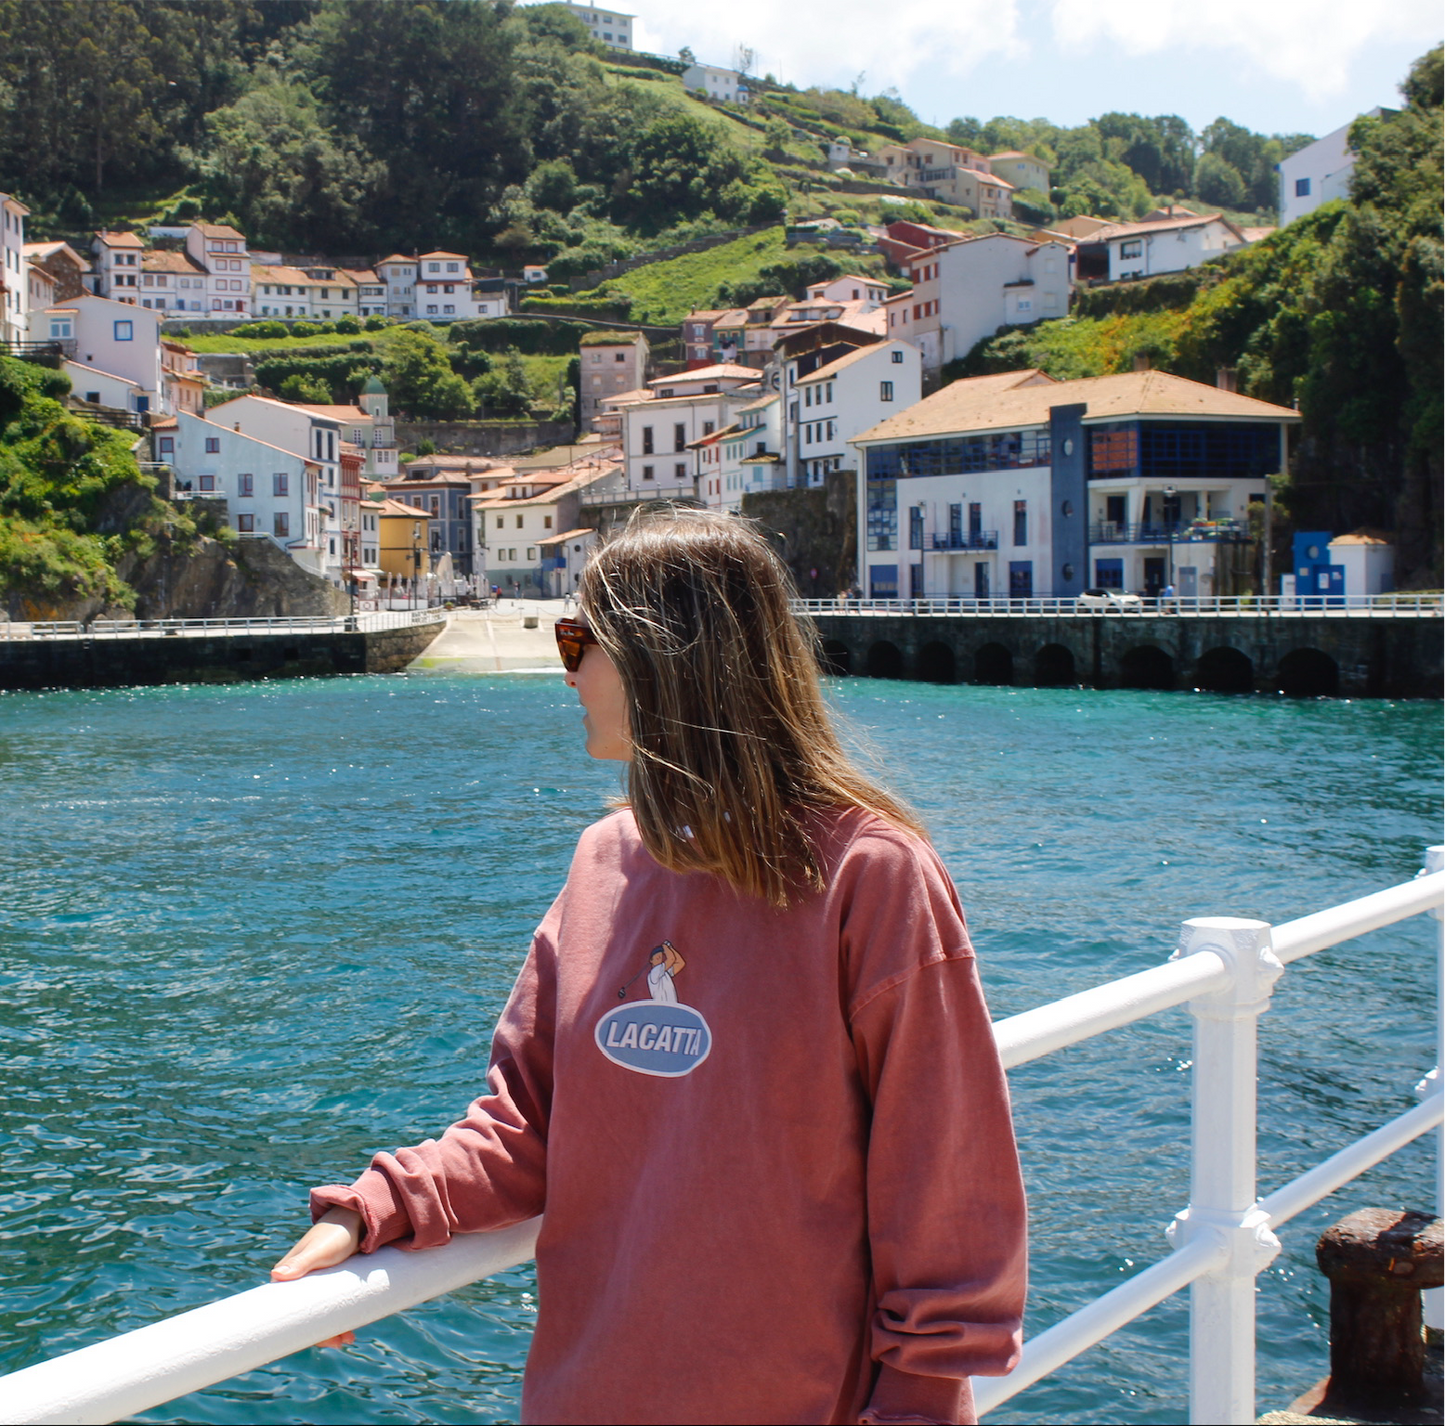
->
<box><xmin>274</xmin><ymin>508</ymin><xmax>1026</xmax><ymax>1425</ymax></box>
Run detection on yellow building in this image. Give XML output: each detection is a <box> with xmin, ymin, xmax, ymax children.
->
<box><xmin>372</xmin><ymin>497</ymin><xmax>432</xmax><ymax>580</ymax></box>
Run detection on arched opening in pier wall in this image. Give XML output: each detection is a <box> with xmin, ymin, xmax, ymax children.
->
<box><xmin>1119</xmin><ymin>644</ymin><xmax>1174</xmax><ymax>690</ymax></box>
<box><xmin>866</xmin><ymin>641</ymin><xmax>905</xmax><ymax>679</ymax></box>
<box><xmin>820</xmin><ymin>639</ymin><xmax>852</xmax><ymax>676</ymax></box>
<box><xmin>1277</xmin><ymin>647</ymin><xmax>1339</xmax><ymax>697</ymax></box>
<box><xmin>1034</xmin><ymin>643</ymin><xmax>1076</xmax><ymax>687</ymax></box>
<box><xmin>1195</xmin><ymin>646</ymin><xmax>1254</xmax><ymax>694</ymax></box>
<box><xmin>917</xmin><ymin>641</ymin><xmax>957</xmax><ymax>683</ymax></box>
<box><xmin>973</xmin><ymin>642</ymin><xmax>1014</xmax><ymax>685</ymax></box>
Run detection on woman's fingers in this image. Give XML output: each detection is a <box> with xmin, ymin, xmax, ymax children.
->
<box><xmin>271</xmin><ymin>1210</ymin><xmax>362</xmax><ymax>1282</ymax></box>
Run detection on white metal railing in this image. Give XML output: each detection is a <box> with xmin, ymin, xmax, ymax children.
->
<box><xmin>0</xmin><ymin>610</ymin><xmax>445</xmax><ymax>641</ymax></box>
<box><xmin>796</xmin><ymin>594</ymin><xmax>1444</xmax><ymax>619</ymax></box>
<box><xmin>2</xmin><ymin>855</ymin><xmax>1440</xmax><ymax>1426</ymax></box>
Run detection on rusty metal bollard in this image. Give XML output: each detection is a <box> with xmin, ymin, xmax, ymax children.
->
<box><xmin>1314</xmin><ymin>1208</ymin><xmax>1443</xmax><ymax>1416</ymax></box>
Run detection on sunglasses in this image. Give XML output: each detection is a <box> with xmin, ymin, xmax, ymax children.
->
<box><xmin>555</xmin><ymin>618</ymin><xmax>600</xmax><ymax>673</ymax></box>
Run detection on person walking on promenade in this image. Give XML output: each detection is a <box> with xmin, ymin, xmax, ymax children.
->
<box><xmin>272</xmin><ymin>507</ymin><xmax>1027</xmax><ymax>1425</ymax></box>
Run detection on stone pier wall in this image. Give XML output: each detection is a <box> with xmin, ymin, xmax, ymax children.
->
<box><xmin>0</xmin><ymin>620</ymin><xmax>443</xmax><ymax>691</ymax></box>
<box><xmin>808</xmin><ymin>612</ymin><xmax>1443</xmax><ymax>699</ymax></box>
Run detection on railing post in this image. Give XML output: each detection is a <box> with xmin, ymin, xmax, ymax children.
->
<box><xmin>1424</xmin><ymin>845</ymin><xmax>1444</xmax><ymax>1333</ymax></box>
<box><xmin>1167</xmin><ymin>917</ymin><xmax>1283</xmax><ymax>1426</ymax></box>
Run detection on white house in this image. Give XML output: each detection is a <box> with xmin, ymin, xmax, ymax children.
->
<box><xmin>32</xmin><ymin>295</ymin><xmax>163</xmax><ymax>412</ymax></box>
<box><xmin>696</xmin><ymin>392</ymin><xmax>784</xmax><ymax>513</ymax></box>
<box><xmin>415</xmin><ymin>250</ymin><xmax>483</xmax><ymax>321</ymax></box>
<box><xmin>2</xmin><ymin>192</ymin><xmax>31</xmax><ymax>345</ymax></box>
<box><xmin>1326</xmin><ymin>529</ymin><xmax>1394</xmax><ymax>596</ymax></box>
<box><xmin>90</xmin><ymin>230</ymin><xmax>144</xmax><ymax>305</ymax></box>
<box><xmin>681</xmin><ymin>63</ymin><xmax>749</xmax><ymax>105</ymax></box>
<box><xmin>347</xmin><ymin>269</ymin><xmax>388</xmax><ymax>318</ymax></box>
<box><xmin>139</xmin><ymin>249</ymin><xmax>210</xmax><ymax>314</ymax></box>
<box><xmin>849</xmin><ymin>368</ymin><xmax>1299</xmax><ymax>602</ymax></box>
<box><xmin>1075</xmin><ymin>212</ymin><xmax>1247</xmax><ymax>284</ymax></box>
<box><xmin>804</xmin><ymin>275</ymin><xmax>889</xmax><ymax>307</ymax></box>
<box><xmin>26</xmin><ymin>252</ymin><xmax>56</xmax><ymax>316</ymax></box>
<box><xmin>153</xmin><ymin>411</ymin><xmax>325</xmax><ymax>574</ymax></box>
<box><xmin>788</xmin><ymin>339</ymin><xmax>922</xmax><ymax>488</ymax></box>
<box><xmin>558</xmin><ymin>3</ymin><xmax>633</xmax><ymax>49</ymax></box>
<box><xmin>621</xmin><ymin>383</ymin><xmax>761</xmax><ymax>494</ymax></box>
<box><xmin>182</xmin><ymin>222</ymin><xmax>251</xmax><ymax>317</ymax></box>
<box><xmin>886</xmin><ymin>233</ymin><xmax>1072</xmax><ymax>374</ymax></box>
<box><xmin>472</xmin><ymin>453</ymin><xmax>619</xmax><ymax>596</ymax></box>
<box><xmin>376</xmin><ymin>255</ymin><xmax>417</xmax><ymax>318</ymax></box>
<box><xmin>205</xmin><ymin>394</ymin><xmax>345</xmax><ymax>576</ymax></box>
<box><xmin>1277</xmin><ymin>111</ymin><xmax>1387</xmax><ymax>226</ymax></box>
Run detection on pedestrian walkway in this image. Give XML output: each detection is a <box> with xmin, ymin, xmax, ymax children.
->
<box><xmin>411</xmin><ymin>601</ymin><xmax>567</xmax><ymax>672</ymax></box>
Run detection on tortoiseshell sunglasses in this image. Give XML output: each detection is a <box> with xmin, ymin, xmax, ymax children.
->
<box><xmin>555</xmin><ymin>618</ymin><xmax>600</xmax><ymax>673</ymax></box>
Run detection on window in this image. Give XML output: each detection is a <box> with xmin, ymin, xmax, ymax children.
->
<box><xmin>237</xmin><ymin>513</ymin><xmax>255</xmax><ymax>533</ymax></box>
<box><xmin>204</xmin><ymin>436</ymin><xmax>220</xmax><ymax>453</ymax></box>
<box><xmin>642</xmin><ymin>464</ymin><xmax>654</xmax><ymax>480</ymax></box>
<box><xmin>496</xmin><ymin>516</ymin><xmax>504</xmax><ymax>529</ymax></box>
<box><xmin>544</xmin><ymin>515</ymin><xmax>553</xmax><ymax>529</ymax></box>
<box><xmin>1014</xmin><ymin>500</ymin><xmax>1027</xmax><ymax>546</ymax></box>
<box><xmin>1120</xmin><ymin>240</ymin><xmax>1143</xmax><ymax>259</ymax></box>
<box><xmin>675</xmin><ymin>462</ymin><xmax>686</xmax><ymax>479</ymax></box>
<box><xmin>880</xmin><ymin>381</ymin><xmax>894</xmax><ymax>402</ymax></box>
<box><xmin>641</xmin><ymin>426</ymin><xmax>654</xmax><ymax>454</ymax></box>
<box><xmin>908</xmin><ymin>506</ymin><xmax>924</xmax><ymax>550</ymax></box>
<box><xmin>526</xmin><ymin>547</ymin><xmax>536</xmax><ymax>560</ymax></box>
<box><xmin>702</xmin><ymin>421</ymin><xmax>714</xmax><ymax>436</ymax></box>
<box><xmin>273</xmin><ymin>473</ymin><xmax>289</xmax><ymax>496</ymax></box>
<box><xmin>199</xmin><ymin>474</ymin><xmax>216</xmax><ymax>492</ymax></box>
<box><xmin>239</xmin><ymin>473</ymin><xmax>254</xmax><ymax>497</ymax></box>
<box><xmin>274</xmin><ymin>512</ymin><xmax>290</xmax><ymax>537</ymax></box>
<box><xmin>614</xmin><ymin>352</ymin><xmax>625</xmax><ymax>362</ymax></box>
<box><xmin>50</xmin><ymin>318</ymin><xmax>73</xmax><ymax>338</ymax></box>
<box><xmin>114</xmin><ymin>320</ymin><xmax>133</xmax><ymax>341</ymax></box>
<box><xmin>516</xmin><ymin>514</ymin><xmax>524</xmax><ymax>528</ymax></box>
<box><xmin>430</xmin><ymin>496</ymin><xmax>440</xmax><ymax>516</ymax></box>
<box><xmin>969</xmin><ymin>503</ymin><xmax>982</xmax><ymax>539</ymax></box>
<box><xmin>805</xmin><ymin>386</ymin><xmax>813</xmax><ymax>408</ymax></box>
<box><xmin>674</xmin><ymin>423</ymin><xmax>686</xmax><ymax>452</ymax></box>
<box><xmin>1295</xmin><ymin>177</ymin><xmax>1311</xmax><ymax>197</ymax></box>
<box><xmin>157</xmin><ymin>436</ymin><xmax>174</xmax><ymax>456</ymax></box>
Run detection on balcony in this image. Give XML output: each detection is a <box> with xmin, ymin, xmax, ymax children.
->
<box><xmin>579</xmin><ymin>483</ymin><xmax>698</xmax><ymax>509</ymax></box>
<box><xmin>5</xmin><ymin>338</ymin><xmax>76</xmax><ymax>363</ymax></box>
<box><xmin>1089</xmin><ymin>521</ymin><xmax>1249</xmax><ymax>545</ymax></box>
<box><xmin>930</xmin><ymin>531</ymin><xmax>999</xmax><ymax>551</ymax></box>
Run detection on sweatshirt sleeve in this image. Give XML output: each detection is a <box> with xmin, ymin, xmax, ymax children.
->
<box><xmin>851</xmin><ymin>953</ymin><xmax>1027</xmax><ymax>1426</ymax></box>
<box><xmin>310</xmin><ymin>936</ymin><xmax>555</xmax><ymax>1253</ymax></box>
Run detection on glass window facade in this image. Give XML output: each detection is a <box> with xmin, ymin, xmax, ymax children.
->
<box><xmin>865</xmin><ymin>429</ymin><xmax>1052</xmax><ymax>480</ymax></box>
<box><xmin>1088</xmin><ymin>421</ymin><xmax>1279</xmax><ymax>481</ymax></box>
<box><xmin>866</xmin><ymin>479</ymin><xmax>897</xmax><ymax>551</ymax></box>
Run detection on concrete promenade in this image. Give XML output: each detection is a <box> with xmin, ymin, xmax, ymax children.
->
<box><xmin>411</xmin><ymin>602</ymin><xmax>564</xmax><ymax>673</ymax></box>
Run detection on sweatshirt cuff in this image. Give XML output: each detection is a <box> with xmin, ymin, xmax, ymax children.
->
<box><xmin>310</xmin><ymin>1173</ymin><xmax>412</xmax><ymax>1254</ymax></box>
<box><xmin>860</xmin><ymin>1364</ymin><xmax>971</xmax><ymax>1425</ymax></box>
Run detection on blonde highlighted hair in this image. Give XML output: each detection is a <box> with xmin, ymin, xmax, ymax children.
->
<box><xmin>577</xmin><ymin>506</ymin><xmax>925</xmax><ymax>907</ymax></box>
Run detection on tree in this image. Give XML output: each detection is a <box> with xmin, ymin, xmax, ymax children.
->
<box><xmin>382</xmin><ymin>330</ymin><xmax>474</xmax><ymax>419</ymax></box>
<box><xmin>474</xmin><ymin>349</ymin><xmax>532</xmax><ymax>416</ymax></box>
<box><xmin>279</xmin><ymin>373</ymin><xmax>333</xmax><ymax>403</ymax></box>
<box><xmin>1193</xmin><ymin>151</ymin><xmax>1247</xmax><ymax>210</ymax></box>
<box><xmin>190</xmin><ymin>75</ymin><xmax>381</xmax><ymax>249</ymax></box>
<box><xmin>679</xmin><ymin>46</ymin><xmax>695</xmax><ymax>66</ymax></box>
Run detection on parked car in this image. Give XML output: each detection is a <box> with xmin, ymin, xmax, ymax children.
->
<box><xmin>1076</xmin><ymin>587</ymin><xmax>1145</xmax><ymax>610</ymax></box>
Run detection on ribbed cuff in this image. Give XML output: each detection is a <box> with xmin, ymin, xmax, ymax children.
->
<box><xmin>860</xmin><ymin>1364</ymin><xmax>971</xmax><ymax>1425</ymax></box>
<box><xmin>310</xmin><ymin>1174</ymin><xmax>410</xmax><ymax>1254</ymax></box>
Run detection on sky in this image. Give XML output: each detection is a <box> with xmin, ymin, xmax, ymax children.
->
<box><xmin>626</xmin><ymin>0</ymin><xmax>1441</xmax><ymax>139</ymax></box>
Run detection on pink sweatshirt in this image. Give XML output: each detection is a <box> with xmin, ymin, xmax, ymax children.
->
<box><xmin>313</xmin><ymin>808</ymin><xmax>1026</xmax><ymax>1425</ymax></box>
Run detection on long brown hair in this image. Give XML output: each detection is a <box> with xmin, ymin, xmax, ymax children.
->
<box><xmin>577</xmin><ymin>506</ymin><xmax>925</xmax><ymax>907</ymax></box>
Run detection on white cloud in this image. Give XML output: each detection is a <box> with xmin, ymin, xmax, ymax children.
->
<box><xmin>630</xmin><ymin>0</ymin><xmax>1026</xmax><ymax>100</ymax></box>
<box><xmin>1049</xmin><ymin>0</ymin><xmax>1440</xmax><ymax>101</ymax></box>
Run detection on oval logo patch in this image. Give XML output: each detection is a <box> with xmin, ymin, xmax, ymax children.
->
<box><xmin>595</xmin><ymin>1001</ymin><xmax>712</xmax><ymax>1078</ymax></box>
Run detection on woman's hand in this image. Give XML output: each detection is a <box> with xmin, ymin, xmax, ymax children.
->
<box><xmin>270</xmin><ymin>1207</ymin><xmax>364</xmax><ymax>1348</ymax></box>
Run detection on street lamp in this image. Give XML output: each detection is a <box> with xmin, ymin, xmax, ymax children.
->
<box><xmin>412</xmin><ymin>521</ymin><xmax>422</xmax><ymax>607</ymax></box>
<box><xmin>1163</xmin><ymin>485</ymin><xmax>1177</xmax><ymax>595</ymax></box>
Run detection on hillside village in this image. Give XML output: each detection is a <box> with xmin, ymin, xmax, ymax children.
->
<box><xmin>0</xmin><ymin>6</ymin><xmax>1439</xmax><ymax>616</ymax></box>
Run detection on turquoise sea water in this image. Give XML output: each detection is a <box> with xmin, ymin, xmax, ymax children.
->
<box><xmin>0</xmin><ymin>671</ymin><xmax>1439</xmax><ymax>1425</ymax></box>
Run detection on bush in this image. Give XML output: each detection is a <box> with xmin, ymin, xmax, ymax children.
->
<box><xmin>363</xmin><ymin>315</ymin><xmax>389</xmax><ymax>331</ymax></box>
<box><xmin>333</xmin><ymin>315</ymin><xmax>361</xmax><ymax>334</ymax></box>
<box><xmin>233</xmin><ymin>320</ymin><xmax>288</xmax><ymax>340</ymax></box>
<box><xmin>290</xmin><ymin>321</ymin><xmax>321</xmax><ymax>337</ymax></box>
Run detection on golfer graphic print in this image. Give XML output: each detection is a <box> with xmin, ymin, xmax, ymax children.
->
<box><xmin>597</xmin><ymin>940</ymin><xmax>711</xmax><ymax>1077</ymax></box>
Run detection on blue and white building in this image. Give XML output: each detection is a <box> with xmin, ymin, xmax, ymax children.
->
<box><xmin>850</xmin><ymin>369</ymin><xmax>1299</xmax><ymax>600</ymax></box>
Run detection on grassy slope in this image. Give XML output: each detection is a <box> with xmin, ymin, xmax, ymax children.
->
<box><xmin>597</xmin><ymin>228</ymin><xmax>787</xmax><ymax>324</ymax></box>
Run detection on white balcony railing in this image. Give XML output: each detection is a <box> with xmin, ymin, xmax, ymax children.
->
<box><xmin>0</xmin><ymin>610</ymin><xmax>446</xmax><ymax>641</ymax></box>
<box><xmin>796</xmin><ymin>593</ymin><xmax>1445</xmax><ymax>619</ymax></box>
<box><xmin>1</xmin><ymin>854</ymin><xmax>1440</xmax><ymax>1426</ymax></box>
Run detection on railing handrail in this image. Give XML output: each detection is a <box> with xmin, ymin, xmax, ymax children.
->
<box><xmin>0</xmin><ymin>609</ymin><xmax>446</xmax><ymax>641</ymax></box>
<box><xmin>1</xmin><ymin>861</ymin><xmax>1438</xmax><ymax>1425</ymax></box>
<box><xmin>793</xmin><ymin>594</ymin><xmax>1444</xmax><ymax>619</ymax></box>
